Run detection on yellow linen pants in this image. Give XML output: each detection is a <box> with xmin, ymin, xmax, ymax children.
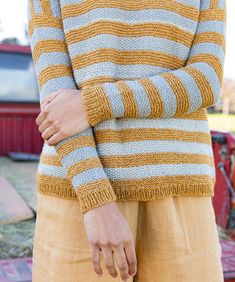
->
<box><xmin>32</xmin><ymin>192</ymin><xmax>224</xmax><ymax>282</ymax></box>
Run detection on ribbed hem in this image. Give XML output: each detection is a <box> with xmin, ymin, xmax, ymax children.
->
<box><xmin>81</xmin><ymin>84</ymin><xmax>112</xmax><ymax>127</ymax></box>
<box><xmin>114</xmin><ymin>181</ymin><xmax>215</xmax><ymax>201</ymax></box>
<box><xmin>36</xmin><ymin>174</ymin><xmax>215</xmax><ymax>212</ymax></box>
<box><xmin>77</xmin><ymin>187</ymin><xmax>117</xmax><ymax>213</ymax></box>
<box><xmin>36</xmin><ymin>174</ymin><xmax>117</xmax><ymax>213</ymax></box>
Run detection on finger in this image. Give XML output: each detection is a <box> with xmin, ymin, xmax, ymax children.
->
<box><xmin>100</xmin><ymin>246</ymin><xmax>118</xmax><ymax>278</ymax></box>
<box><xmin>91</xmin><ymin>245</ymin><xmax>103</xmax><ymax>277</ymax></box>
<box><xmin>113</xmin><ymin>246</ymin><xmax>129</xmax><ymax>281</ymax></box>
<box><xmin>41</xmin><ymin>89</ymin><xmax>64</xmax><ymax>110</ymax></box>
<box><xmin>36</xmin><ymin>107</ymin><xmax>48</xmax><ymax>126</ymax></box>
<box><xmin>38</xmin><ymin>117</ymin><xmax>53</xmax><ymax>133</ymax></box>
<box><xmin>124</xmin><ymin>240</ymin><xmax>137</xmax><ymax>277</ymax></box>
<box><xmin>47</xmin><ymin>131</ymin><xmax>66</xmax><ymax>146</ymax></box>
<box><xmin>41</xmin><ymin>126</ymin><xmax>57</xmax><ymax>142</ymax></box>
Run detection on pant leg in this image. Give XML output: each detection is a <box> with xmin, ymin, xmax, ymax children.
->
<box><xmin>32</xmin><ymin>192</ymin><xmax>139</xmax><ymax>282</ymax></box>
<box><xmin>134</xmin><ymin>196</ymin><xmax>224</xmax><ymax>282</ymax></box>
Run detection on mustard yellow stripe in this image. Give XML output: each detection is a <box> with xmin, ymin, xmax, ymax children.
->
<box><xmin>81</xmin><ymin>83</ymin><xmax>113</xmax><ymax>127</ymax></box>
<box><xmin>193</xmin><ymin>32</ymin><xmax>225</xmax><ymax>52</ymax></box>
<box><xmin>28</xmin><ymin>17</ymin><xmax>62</xmax><ymax>37</ymax></box>
<box><xmin>32</xmin><ymin>40</ymin><xmax>68</xmax><ymax>62</ymax></box>
<box><xmin>66</xmin><ymin>21</ymin><xmax>194</xmax><ymax>47</ymax></box>
<box><xmin>200</xmin><ymin>9</ymin><xmax>225</xmax><ymax>22</ymax></box>
<box><xmin>161</xmin><ymin>72</ymin><xmax>190</xmax><ymax>117</ymax></box>
<box><xmin>138</xmin><ymin>78</ymin><xmax>164</xmax><ymax>118</ymax></box>
<box><xmin>76</xmin><ymin>181</ymin><xmax>117</xmax><ymax>213</ymax></box>
<box><xmin>116</xmin><ymin>81</ymin><xmax>139</xmax><ymax>118</ymax></box>
<box><xmin>68</xmin><ymin>158</ymin><xmax>104</xmax><ymax>178</ymax></box>
<box><xmin>40</xmin><ymin>0</ymin><xmax>52</xmax><ymax>15</ymax></box>
<box><xmin>29</xmin><ymin>0</ymin><xmax>35</xmax><ymax>17</ymax></box>
<box><xmin>36</xmin><ymin>173</ymin><xmax>74</xmax><ymax>192</ymax></box>
<box><xmin>81</xmin><ymin>79</ymin><xmax>209</xmax><ymax>121</ymax></box>
<box><xmin>36</xmin><ymin>173</ymin><xmax>215</xmax><ymax>203</ymax></box>
<box><xmin>185</xmin><ymin>66</ymin><xmax>214</xmax><ymax>108</ymax></box>
<box><xmin>39</xmin><ymin>65</ymin><xmax>73</xmax><ymax>88</ymax></box>
<box><xmin>110</xmin><ymin>174</ymin><xmax>214</xmax><ymax>190</ymax></box>
<box><xmin>40</xmin><ymin>154</ymin><xmax>62</xmax><ymax>166</ymax></box>
<box><xmin>94</xmin><ymin>128</ymin><xmax>211</xmax><ymax>144</ymax></box>
<box><xmin>75</xmin><ymin>178</ymin><xmax>115</xmax><ymax>196</ymax></box>
<box><xmin>179</xmin><ymin>108</ymin><xmax>208</xmax><ymax>120</ymax></box>
<box><xmin>55</xmin><ymin>135</ymin><xmax>96</xmax><ymax>156</ymax></box>
<box><xmin>72</xmin><ymin>49</ymin><xmax>184</xmax><ymax>71</ymax></box>
<box><xmin>79</xmin><ymin>76</ymin><xmax>124</xmax><ymax>89</ymax></box>
<box><xmin>61</xmin><ymin>0</ymin><xmax>199</xmax><ymax>21</ymax></box>
<box><xmin>40</xmin><ymin>129</ymin><xmax>213</xmax><ymax>169</ymax></box>
<box><xmin>187</xmin><ymin>54</ymin><xmax>223</xmax><ymax>85</ymax></box>
<box><xmin>99</xmin><ymin>152</ymin><xmax>214</xmax><ymax>168</ymax></box>
<box><xmin>210</xmin><ymin>0</ymin><xmax>219</xmax><ymax>9</ymax></box>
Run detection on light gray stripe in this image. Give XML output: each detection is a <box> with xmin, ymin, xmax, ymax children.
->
<box><xmin>201</xmin><ymin>1</ymin><xmax>210</xmax><ymax>10</ymax></box>
<box><xmin>35</xmin><ymin>52</ymin><xmax>71</xmax><ymax>74</ymax></box>
<box><xmin>49</xmin><ymin>0</ymin><xmax>61</xmax><ymax>17</ymax></box>
<box><xmin>191</xmin><ymin>63</ymin><xmax>221</xmax><ymax>103</ymax></box>
<box><xmin>61</xmin><ymin>147</ymin><xmax>101</xmax><ymax>167</ymax></box>
<box><xmin>218</xmin><ymin>0</ymin><xmax>225</xmax><ymax>8</ymax></box>
<box><xmin>175</xmin><ymin>0</ymin><xmax>200</xmax><ymax>8</ymax></box>
<box><xmin>103</xmin><ymin>164</ymin><xmax>215</xmax><ymax>180</ymax></box>
<box><xmin>30</xmin><ymin>27</ymin><xmax>65</xmax><ymax>49</ymax></box>
<box><xmin>124</xmin><ymin>80</ymin><xmax>152</xmax><ymax>117</ymax></box>
<box><xmin>32</xmin><ymin>0</ymin><xmax>42</xmax><ymax>15</ymax></box>
<box><xmin>37</xmin><ymin>163</ymin><xmax>67</xmax><ymax>177</ymax></box>
<box><xmin>96</xmin><ymin>140</ymin><xmax>213</xmax><ymax>157</ymax></box>
<box><xmin>71</xmin><ymin>168</ymin><xmax>109</xmax><ymax>188</ymax></box>
<box><xmin>39</xmin><ymin>76</ymin><xmax>76</xmax><ymax>103</ymax></box>
<box><xmin>68</xmin><ymin>35</ymin><xmax>189</xmax><ymax>61</ymax></box>
<box><xmin>94</xmin><ymin>117</ymin><xmax>210</xmax><ymax>132</ymax></box>
<box><xmin>149</xmin><ymin>75</ymin><xmax>177</xmax><ymax>117</ymax></box>
<box><xmin>63</xmin><ymin>9</ymin><xmax>197</xmax><ymax>34</ymax></box>
<box><xmin>61</xmin><ymin>0</ymin><xmax>85</xmax><ymax>5</ymax></box>
<box><xmin>103</xmin><ymin>83</ymin><xmax>125</xmax><ymax>118</ymax></box>
<box><xmin>173</xmin><ymin>68</ymin><xmax>202</xmax><ymax>113</ymax></box>
<box><xmin>197</xmin><ymin>21</ymin><xmax>226</xmax><ymax>35</ymax></box>
<box><xmin>74</xmin><ymin>63</ymin><xmax>169</xmax><ymax>85</ymax></box>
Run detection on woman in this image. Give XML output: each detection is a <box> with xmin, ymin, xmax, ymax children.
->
<box><xmin>27</xmin><ymin>0</ymin><xmax>226</xmax><ymax>281</ymax></box>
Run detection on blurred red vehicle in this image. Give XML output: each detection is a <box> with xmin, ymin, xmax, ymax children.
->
<box><xmin>0</xmin><ymin>44</ymin><xmax>43</xmax><ymax>156</ymax></box>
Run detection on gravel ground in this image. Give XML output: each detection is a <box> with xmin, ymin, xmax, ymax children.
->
<box><xmin>0</xmin><ymin>156</ymin><xmax>38</xmax><ymax>259</ymax></box>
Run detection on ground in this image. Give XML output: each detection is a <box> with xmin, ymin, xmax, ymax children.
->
<box><xmin>0</xmin><ymin>157</ymin><xmax>38</xmax><ymax>259</ymax></box>
<box><xmin>0</xmin><ymin>113</ymin><xmax>234</xmax><ymax>259</ymax></box>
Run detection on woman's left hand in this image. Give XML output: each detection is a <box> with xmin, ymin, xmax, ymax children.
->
<box><xmin>35</xmin><ymin>89</ymin><xmax>90</xmax><ymax>146</ymax></box>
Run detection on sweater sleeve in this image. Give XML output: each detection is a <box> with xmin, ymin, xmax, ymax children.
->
<box><xmin>27</xmin><ymin>0</ymin><xmax>116</xmax><ymax>213</ymax></box>
<box><xmin>81</xmin><ymin>0</ymin><xmax>227</xmax><ymax>127</ymax></box>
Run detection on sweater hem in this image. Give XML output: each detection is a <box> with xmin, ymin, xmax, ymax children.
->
<box><xmin>36</xmin><ymin>178</ymin><xmax>215</xmax><ymax>204</ymax></box>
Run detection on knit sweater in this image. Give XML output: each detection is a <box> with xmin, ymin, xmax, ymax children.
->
<box><xmin>27</xmin><ymin>0</ymin><xmax>226</xmax><ymax>213</ymax></box>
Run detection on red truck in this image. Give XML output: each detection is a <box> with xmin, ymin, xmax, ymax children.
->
<box><xmin>0</xmin><ymin>44</ymin><xmax>43</xmax><ymax>156</ymax></box>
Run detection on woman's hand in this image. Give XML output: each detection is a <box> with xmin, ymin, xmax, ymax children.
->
<box><xmin>35</xmin><ymin>89</ymin><xmax>90</xmax><ymax>145</ymax></box>
<box><xmin>83</xmin><ymin>202</ymin><xmax>137</xmax><ymax>281</ymax></box>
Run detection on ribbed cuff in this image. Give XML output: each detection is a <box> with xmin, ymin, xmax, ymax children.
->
<box><xmin>81</xmin><ymin>84</ymin><xmax>113</xmax><ymax>127</ymax></box>
<box><xmin>76</xmin><ymin>181</ymin><xmax>117</xmax><ymax>213</ymax></box>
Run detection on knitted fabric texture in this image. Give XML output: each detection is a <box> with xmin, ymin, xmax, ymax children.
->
<box><xmin>27</xmin><ymin>0</ymin><xmax>226</xmax><ymax>213</ymax></box>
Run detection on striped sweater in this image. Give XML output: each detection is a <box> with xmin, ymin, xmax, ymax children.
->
<box><xmin>27</xmin><ymin>0</ymin><xmax>226</xmax><ymax>213</ymax></box>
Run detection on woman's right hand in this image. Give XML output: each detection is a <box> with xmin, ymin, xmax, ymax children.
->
<box><xmin>83</xmin><ymin>201</ymin><xmax>137</xmax><ymax>281</ymax></box>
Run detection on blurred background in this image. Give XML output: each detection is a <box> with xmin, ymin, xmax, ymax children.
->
<box><xmin>0</xmin><ymin>1</ymin><xmax>234</xmax><ymax>281</ymax></box>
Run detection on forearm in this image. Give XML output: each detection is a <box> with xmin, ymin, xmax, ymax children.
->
<box><xmin>81</xmin><ymin>0</ymin><xmax>226</xmax><ymax>126</ymax></box>
<box><xmin>27</xmin><ymin>0</ymin><xmax>116</xmax><ymax>213</ymax></box>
